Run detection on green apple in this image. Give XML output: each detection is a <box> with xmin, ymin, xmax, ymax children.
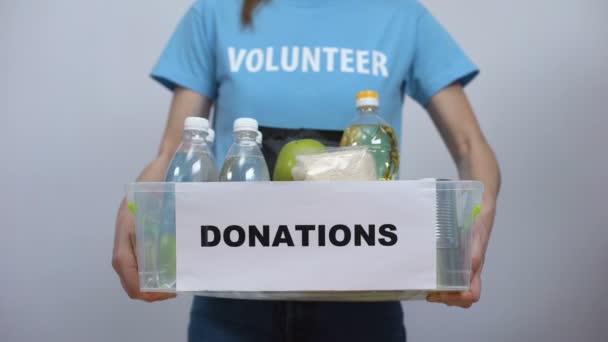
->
<box><xmin>273</xmin><ymin>139</ymin><xmax>325</xmax><ymax>181</ymax></box>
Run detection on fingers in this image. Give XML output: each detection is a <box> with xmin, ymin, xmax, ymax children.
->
<box><xmin>112</xmin><ymin>250</ymin><xmax>142</xmax><ymax>300</ymax></box>
<box><xmin>472</xmin><ymin>252</ymin><xmax>483</xmax><ymax>274</ymax></box>
<box><xmin>426</xmin><ymin>201</ymin><xmax>492</xmax><ymax>309</ymax></box>
<box><xmin>426</xmin><ymin>273</ymin><xmax>481</xmax><ymax>308</ymax></box>
<box><xmin>112</xmin><ymin>236</ymin><xmax>176</xmax><ymax>302</ymax></box>
<box><xmin>470</xmin><ymin>271</ymin><xmax>481</xmax><ymax>303</ymax></box>
<box><xmin>426</xmin><ymin>292</ymin><xmax>473</xmax><ymax>308</ymax></box>
<box><xmin>471</xmin><ymin>226</ymin><xmax>486</xmax><ymax>273</ymax></box>
<box><xmin>427</xmin><ymin>291</ymin><xmax>474</xmax><ymax>308</ymax></box>
<box><xmin>113</xmin><ymin>252</ymin><xmax>177</xmax><ymax>302</ymax></box>
<box><xmin>140</xmin><ymin>292</ymin><xmax>178</xmax><ymax>302</ymax></box>
<box><xmin>113</xmin><ymin>203</ymin><xmax>176</xmax><ymax>303</ymax></box>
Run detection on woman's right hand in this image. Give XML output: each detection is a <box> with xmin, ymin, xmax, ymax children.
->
<box><xmin>112</xmin><ymin>198</ymin><xmax>177</xmax><ymax>302</ymax></box>
<box><xmin>111</xmin><ymin>87</ymin><xmax>209</xmax><ymax>301</ymax></box>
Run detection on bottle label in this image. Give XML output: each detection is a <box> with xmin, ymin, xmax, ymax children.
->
<box><xmin>171</xmin><ymin>180</ymin><xmax>440</xmax><ymax>292</ymax></box>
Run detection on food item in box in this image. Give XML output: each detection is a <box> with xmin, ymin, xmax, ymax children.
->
<box><xmin>340</xmin><ymin>90</ymin><xmax>399</xmax><ymax>180</ymax></box>
<box><xmin>291</xmin><ymin>146</ymin><xmax>377</xmax><ymax>181</ymax></box>
<box><xmin>273</xmin><ymin>138</ymin><xmax>326</xmax><ymax>181</ymax></box>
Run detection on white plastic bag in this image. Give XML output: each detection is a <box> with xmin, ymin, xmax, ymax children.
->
<box><xmin>291</xmin><ymin>146</ymin><xmax>378</xmax><ymax>181</ymax></box>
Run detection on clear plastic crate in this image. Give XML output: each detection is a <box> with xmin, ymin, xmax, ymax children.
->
<box><xmin>127</xmin><ymin>180</ymin><xmax>483</xmax><ymax>301</ymax></box>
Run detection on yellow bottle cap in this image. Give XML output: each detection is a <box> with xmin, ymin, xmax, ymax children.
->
<box><xmin>356</xmin><ymin>90</ymin><xmax>379</xmax><ymax>108</ymax></box>
<box><xmin>356</xmin><ymin>90</ymin><xmax>379</xmax><ymax>100</ymax></box>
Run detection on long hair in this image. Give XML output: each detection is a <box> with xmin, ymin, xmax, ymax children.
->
<box><xmin>241</xmin><ymin>0</ymin><xmax>265</xmax><ymax>26</ymax></box>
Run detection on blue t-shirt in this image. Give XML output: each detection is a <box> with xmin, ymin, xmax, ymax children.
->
<box><xmin>151</xmin><ymin>0</ymin><xmax>478</xmax><ymax>166</ymax></box>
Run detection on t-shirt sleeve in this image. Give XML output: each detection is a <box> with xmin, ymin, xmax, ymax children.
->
<box><xmin>151</xmin><ymin>4</ymin><xmax>217</xmax><ymax>99</ymax></box>
<box><xmin>406</xmin><ymin>5</ymin><xmax>479</xmax><ymax>106</ymax></box>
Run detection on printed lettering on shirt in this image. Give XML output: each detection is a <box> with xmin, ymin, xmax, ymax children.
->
<box><xmin>227</xmin><ymin>46</ymin><xmax>389</xmax><ymax>77</ymax></box>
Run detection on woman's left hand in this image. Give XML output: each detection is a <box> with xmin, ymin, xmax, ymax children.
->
<box><xmin>424</xmin><ymin>84</ymin><xmax>500</xmax><ymax>308</ymax></box>
<box><xmin>426</xmin><ymin>207</ymin><xmax>493</xmax><ymax>308</ymax></box>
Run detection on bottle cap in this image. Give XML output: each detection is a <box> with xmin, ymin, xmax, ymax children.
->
<box><xmin>206</xmin><ymin>128</ymin><xmax>215</xmax><ymax>144</ymax></box>
<box><xmin>356</xmin><ymin>90</ymin><xmax>379</xmax><ymax>108</ymax></box>
<box><xmin>184</xmin><ymin>117</ymin><xmax>209</xmax><ymax>131</ymax></box>
<box><xmin>233</xmin><ymin>118</ymin><xmax>258</xmax><ymax>132</ymax></box>
<box><xmin>256</xmin><ymin>131</ymin><xmax>263</xmax><ymax>145</ymax></box>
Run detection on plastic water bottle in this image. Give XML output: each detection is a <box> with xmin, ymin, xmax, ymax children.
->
<box><xmin>205</xmin><ymin>126</ymin><xmax>259</xmax><ymax>152</ymax></box>
<box><xmin>165</xmin><ymin>117</ymin><xmax>219</xmax><ymax>182</ymax></box>
<box><xmin>158</xmin><ymin>117</ymin><xmax>218</xmax><ymax>289</ymax></box>
<box><xmin>256</xmin><ymin>130</ymin><xmax>263</xmax><ymax>148</ymax></box>
<box><xmin>220</xmin><ymin>118</ymin><xmax>270</xmax><ymax>182</ymax></box>
<box><xmin>206</xmin><ymin>128</ymin><xmax>216</xmax><ymax>160</ymax></box>
<box><xmin>206</xmin><ymin>128</ymin><xmax>215</xmax><ymax>148</ymax></box>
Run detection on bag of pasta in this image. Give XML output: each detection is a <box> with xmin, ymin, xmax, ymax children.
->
<box><xmin>291</xmin><ymin>146</ymin><xmax>377</xmax><ymax>181</ymax></box>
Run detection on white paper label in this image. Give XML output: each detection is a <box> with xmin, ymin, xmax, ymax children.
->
<box><xmin>175</xmin><ymin>180</ymin><xmax>437</xmax><ymax>292</ymax></box>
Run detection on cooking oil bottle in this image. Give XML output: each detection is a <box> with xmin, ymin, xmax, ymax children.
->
<box><xmin>340</xmin><ymin>90</ymin><xmax>399</xmax><ymax>180</ymax></box>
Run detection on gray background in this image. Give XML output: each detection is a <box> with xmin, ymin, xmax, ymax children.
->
<box><xmin>1</xmin><ymin>0</ymin><xmax>607</xmax><ymax>341</ymax></box>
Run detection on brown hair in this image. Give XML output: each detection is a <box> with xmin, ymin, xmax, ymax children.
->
<box><xmin>241</xmin><ymin>0</ymin><xmax>265</xmax><ymax>26</ymax></box>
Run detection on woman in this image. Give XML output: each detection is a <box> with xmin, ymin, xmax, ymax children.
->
<box><xmin>112</xmin><ymin>0</ymin><xmax>500</xmax><ymax>341</ymax></box>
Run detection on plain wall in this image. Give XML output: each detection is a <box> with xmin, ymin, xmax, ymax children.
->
<box><xmin>1</xmin><ymin>0</ymin><xmax>606</xmax><ymax>341</ymax></box>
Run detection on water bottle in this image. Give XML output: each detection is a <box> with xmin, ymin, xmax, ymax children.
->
<box><xmin>256</xmin><ymin>130</ymin><xmax>263</xmax><ymax>148</ymax></box>
<box><xmin>159</xmin><ymin>117</ymin><xmax>219</xmax><ymax>289</ymax></box>
<box><xmin>340</xmin><ymin>90</ymin><xmax>399</xmax><ymax>180</ymax></box>
<box><xmin>220</xmin><ymin>118</ymin><xmax>270</xmax><ymax>182</ymax></box>
<box><xmin>206</xmin><ymin>128</ymin><xmax>216</xmax><ymax>160</ymax></box>
<box><xmin>206</xmin><ymin>128</ymin><xmax>215</xmax><ymax>149</ymax></box>
<box><xmin>165</xmin><ymin>117</ymin><xmax>219</xmax><ymax>182</ymax></box>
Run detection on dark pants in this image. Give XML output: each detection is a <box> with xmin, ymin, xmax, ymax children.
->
<box><xmin>189</xmin><ymin>297</ymin><xmax>406</xmax><ymax>342</ymax></box>
<box><xmin>188</xmin><ymin>127</ymin><xmax>406</xmax><ymax>342</ymax></box>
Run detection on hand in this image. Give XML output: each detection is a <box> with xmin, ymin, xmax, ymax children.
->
<box><xmin>112</xmin><ymin>200</ymin><xmax>177</xmax><ymax>302</ymax></box>
<box><xmin>427</xmin><ymin>208</ymin><xmax>493</xmax><ymax>308</ymax></box>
